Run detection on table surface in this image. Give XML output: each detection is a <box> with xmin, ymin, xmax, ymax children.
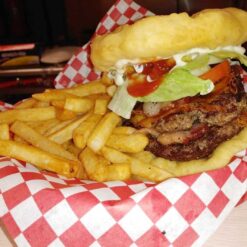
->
<box><xmin>1</xmin><ymin>202</ymin><xmax>246</xmax><ymax>247</ymax></box>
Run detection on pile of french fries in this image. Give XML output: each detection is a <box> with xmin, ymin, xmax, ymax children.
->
<box><xmin>0</xmin><ymin>78</ymin><xmax>173</xmax><ymax>182</ymax></box>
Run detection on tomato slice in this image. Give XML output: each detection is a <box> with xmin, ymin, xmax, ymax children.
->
<box><xmin>127</xmin><ymin>59</ymin><xmax>175</xmax><ymax>97</ymax></box>
<box><xmin>200</xmin><ymin>60</ymin><xmax>230</xmax><ymax>83</ymax></box>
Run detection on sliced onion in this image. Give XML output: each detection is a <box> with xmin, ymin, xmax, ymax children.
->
<box><xmin>143</xmin><ymin>102</ymin><xmax>161</xmax><ymax>116</ymax></box>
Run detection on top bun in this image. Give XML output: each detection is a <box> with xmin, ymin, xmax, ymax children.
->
<box><xmin>91</xmin><ymin>8</ymin><xmax>247</xmax><ymax>71</ymax></box>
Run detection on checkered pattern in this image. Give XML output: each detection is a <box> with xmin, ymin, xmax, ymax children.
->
<box><xmin>0</xmin><ymin>101</ymin><xmax>13</xmax><ymax>111</ymax></box>
<box><xmin>0</xmin><ymin>157</ymin><xmax>246</xmax><ymax>247</ymax></box>
<box><xmin>54</xmin><ymin>0</ymin><xmax>153</xmax><ymax>88</ymax></box>
<box><xmin>0</xmin><ymin>1</ymin><xmax>247</xmax><ymax>246</ymax></box>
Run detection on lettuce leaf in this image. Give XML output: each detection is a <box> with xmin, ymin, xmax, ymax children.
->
<box><xmin>108</xmin><ymin>82</ymin><xmax>137</xmax><ymax>119</ymax></box>
<box><xmin>108</xmin><ymin>68</ymin><xmax>214</xmax><ymax>118</ymax></box>
<box><xmin>210</xmin><ymin>50</ymin><xmax>247</xmax><ymax>66</ymax></box>
<box><xmin>182</xmin><ymin>54</ymin><xmax>209</xmax><ymax>70</ymax></box>
<box><xmin>137</xmin><ymin>68</ymin><xmax>214</xmax><ymax>102</ymax></box>
<box><xmin>182</xmin><ymin>54</ymin><xmax>210</xmax><ymax>76</ymax></box>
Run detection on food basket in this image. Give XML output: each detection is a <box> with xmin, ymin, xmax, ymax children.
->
<box><xmin>0</xmin><ymin>1</ymin><xmax>246</xmax><ymax>246</ymax></box>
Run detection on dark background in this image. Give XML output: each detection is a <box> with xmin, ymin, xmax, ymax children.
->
<box><xmin>0</xmin><ymin>0</ymin><xmax>247</xmax><ymax>47</ymax></box>
<box><xmin>0</xmin><ymin>0</ymin><xmax>247</xmax><ymax>104</ymax></box>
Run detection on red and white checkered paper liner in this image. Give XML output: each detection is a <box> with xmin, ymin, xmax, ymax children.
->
<box><xmin>0</xmin><ymin>0</ymin><xmax>247</xmax><ymax>246</ymax></box>
<box><xmin>54</xmin><ymin>0</ymin><xmax>154</xmax><ymax>88</ymax></box>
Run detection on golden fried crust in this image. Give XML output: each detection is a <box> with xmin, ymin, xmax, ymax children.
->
<box><xmin>91</xmin><ymin>8</ymin><xmax>247</xmax><ymax>71</ymax></box>
<box><xmin>151</xmin><ymin>127</ymin><xmax>247</xmax><ymax>177</ymax></box>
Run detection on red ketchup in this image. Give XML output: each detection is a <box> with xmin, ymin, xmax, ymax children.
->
<box><xmin>127</xmin><ymin>59</ymin><xmax>175</xmax><ymax>97</ymax></box>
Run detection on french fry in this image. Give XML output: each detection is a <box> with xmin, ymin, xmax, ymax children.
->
<box><xmin>32</xmin><ymin>91</ymin><xmax>77</xmax><ymax>102</ymax></box>
<box><xmin>101</xmin><ymin>72</ymin><xmax>114</xmax><ymax>85</ymax></box>
<box><xmin>51</xmin><ymin>100</ymin><xmax>65</xmax><ymax>108</ymax></box>
<box><xmin>94</xmin><ymin>98</ymin><xmax>109</xmax><ymax>115</ymax></box>
<box><xmin>101</xmin><ymin>146</ymin><xmax>130</xmax><ymax>163</ymax></box>
<box><xmin>73</xmin><ymin>114</ymin><xmax>102</xmax><ymax>149</ymax></box>
<box><xmin>130</xmin><ymin>157</ymin><xmax>173</xmax><ymax>182</ymax></box>
<box><xmin>106</xmin><ymin>163</ymin><xmax>131</xmax><ymax>181</ymax></box>
<box><xmin>79</xmin><ymin>147</ymin><xmax>108</xmax><ymax>181</ymax></box>
<box><xmin>79</xmin><ymin>147</ymin><xmax>130</xmax><ymax>181</ymax></box>
<box><xmin>131</xmin><ymin>174</ymin><xmax>149</xmax><ymax>181</ymax></box>
<box><xmin>55</xmin><ymin>108</ymin><xmax>77</xmax><ymax>121</ymax></box>
<box><xmin>76</xmin><ymin>162</ymin><xmax>88</xmax><ymax>180</ymax></box>
<box><xmin>10</xmin><ymin>121</ymin><xmax>78</xmax><ymax>161</ymax></box>
<box><xmin>43</xmin><ymin>118</ymin><xmax>74</xmax><ymax>136</ymax></box>
<box><xmin>150</xmin><ymin>158</ymin><xmax>177</xmax><ymax>175</ymax></box>
<box><xmin>113</xmin><ymin>126</ymin><xmax>136</xmax><ymax>135</ymax></box>
<box><xmin>85</xmin><ymin>94</ymin><xmax>105</xmax><ymax>101</ymax></box>
<box><xmin>87</xmin><ymin>112</ymin><xmax>121</xmax><ymax>152</ymax></box>
<box><xmin>50</xmin><ymin>80</ymin><xmax>106</xmax><ymax>97</ymax></box>
<box><xmin>64</xmin><ymin>97</ymin><xmax>94</xmax><ymax>113</ymax></box>
<box><xmin>33</xmin><ymin>100</ymin><xmax>50</xmax><ymax>108</ymax></box>
<box><xmin>106</xmin><ymin>133</ymin><xmax>148</xmax><ymax>153</ymax></box>
<box><xmin>101</xmin><ymin>147</ymin><xmax>172</xmax><ymax>182</ymax></box>
<box><xmin>0</xmin><ymin>139</ymin><xmax>79</xmax><ymax>178</ymax></box>
<box><xmin>0</xmin><ymin>107</ymin><xmax>56</xmax><ymax>124</ymax></box>
<box><xmin>0</xmin><ymin>123</ymin><xmax>9</xmax><ymax>140</ymax></box>
<box><xmin>13</xmin><ymin>134</ymin><xmax>28</xmax><ymax>144</ymax></box>
<box><xmin>0</xmin><ymin>78</ymin><xmax>193</xmax><ymax>182</ymax></box>
<box><xmin>48</xmin><ymin>113</ymin><xmax>91</xmax><ymax>144</ymax></box>
<box><xmin>66</xmin><ymin>141</ymin><xmax>82</xmax><ymax>157</ymax></box>
<box><xmin>131</xmin><ymin>151</ymin><xmax>155</xmax><ymax>163</ymax></box>
<box><xmin>15</xmin><ymin>98</ymin><xmax>37</xmax><ymax>109</ymax></box>
<box><xmin>26</xmin><ymin>118</ymin><xmax>58</xmax><ymax>128</ymax></box>
<box><xmin>27</xmin><ymin>119</ymin><xmax>60</xmax><ymax>135</ymax></box>
<box><xmin>106</xmin><ymin>85</ymin><xmax>117</xmax><ymax>97</ymax></box>
<box><xmin>62</xmin><ymin>140</ymin><xmax>71</xmax><ymax>150</ymax></box>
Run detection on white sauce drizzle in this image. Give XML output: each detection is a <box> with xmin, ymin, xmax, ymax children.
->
<box><xmin>133</xmin><ymin>64</ymin><xmax>144</xmax><ymax>73</ymax></box>
<box><xmin>173</xmin><ymin>46</ymin><xmax>245</xmax><ymax>67</ymax></box>
<box><xmin>108</xmin><ymin>45</ymin><xmax>246</xmax><ymax>86</ymax></box>
<box><xmin>146</xmin><ymin>75</ymin><xmax>154</xmax><ymax>82</ymax></box>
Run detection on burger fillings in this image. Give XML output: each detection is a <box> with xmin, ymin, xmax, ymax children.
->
<box><xmin>90</xmin><ymin>8</ymin><xmax>247</xmax><ymax>161</ymax></box>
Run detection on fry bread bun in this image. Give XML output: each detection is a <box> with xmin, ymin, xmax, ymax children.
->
<box><xmin>91</xmin><ymin>8</ymin><xmax>247</xmax><ymax>71</ymax></box>
<box><xmin>151</xmin><ymin>126</ymin><xmax>247</xmax><ymax>177</ymax></box>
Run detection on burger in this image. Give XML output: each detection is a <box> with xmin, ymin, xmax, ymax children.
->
<box><xmin>90</xmin><ymin>8</ymin><xmax>247</xmax><ymax>162</ymax></box>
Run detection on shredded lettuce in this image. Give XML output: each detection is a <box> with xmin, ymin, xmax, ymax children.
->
<box><xmin>182</xmin><ymin>54</ymin><xmax>210</xmax><ymax>76</ymax></box>
<box><xmin>190</xmin><ymin>65</ymin><xmax>211</xmax><ymax>76</ymax></box>
<box><xmin>137</xmin><ymin>68</ymin><xmax>214</xmax><ymax>102</ymax></box>
<box><xmin>108</xmin><ymin>49</ymin><xmax>247</xmax><ymax>119</ymax></box>
<box><xmin>210</xmin><ymin>50</ymin><xmax>247</xmax><ymax>66</ymax></box>
<box><xmin>108</xmin><ymin>82</ymin><xmax>137</xmax><ymax>119</ymax></box>
<box><xmin>182</xmin><ymin>54</ymin><xmax>209</xmax><ymax>70</ymax></box>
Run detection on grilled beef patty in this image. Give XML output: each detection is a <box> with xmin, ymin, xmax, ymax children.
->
<box><xmin>129</xmin><ymin>65</ymin><xmax>247</xmax><ymax>161</ymax></box>
<box><xmin>147</xmin><ymin>123</ymin><xmax>242</xmax><ymax>161</ymax></box>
